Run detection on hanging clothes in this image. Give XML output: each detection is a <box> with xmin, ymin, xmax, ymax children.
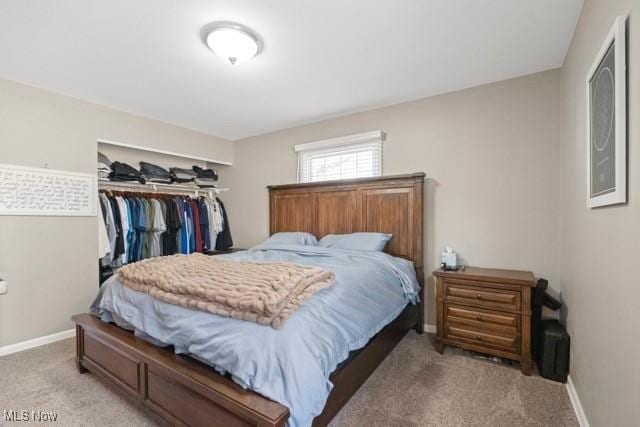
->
<box><xmin>110</xmin><ymin>197</ymin><xmax>124</xmax><ymax>263</ymax></box>
<box><xmin>115</xmin><ymin>197</ymin><xmax>130</xmax><ymax>264</ymax></box>
<box><xmin>98</xmin><ymin>200</ymin><xmax>111</xmax><ymax>260</ymax></box>
<box><xmin>156</xmin><ymin>199</ymin><xmax>167</xmax><ymax>255</ymax></box>
<box><xmin>204</xmin><ymin>198</ymin><xmax>224</xmax><ymax>250</ymax></box>
<box><xmin>133</xmin><ymin>198</ymin><xmax>146</xmax><ymax>262</ymax></box>
<box><xmin>141</xmin><ymin>198</ymin><xmax>152</xmax><ymax>260</ymax></box>
<box><xmin>99</xmin><ymin>193</ymin><xmax>116</xmax><ymax>266</ymax></box>
<box><xmin>177</xmin><ymin>198</ymin><xmax>192</xmax><ymax>254</ymax></box>
<box><xmin>215</xmin><ymin>197</ymin><xmax>233</xmax><ymax>251</ymax></box>
<box><xmin>163</xmin><ymin>199</ymin><xmax>181</xmax><ymax>255</ymax></box>
<box><xmin>125</xmin><ymin>198</ymin><xmax>135</xmax><ymax>262</ymax></box>
<box><xmin>198</xmin><ymin>199</ymin><xmax>211</xmax><ymax>251</ymax></box>
<box><xmin>97</xmin><ymin>191</ymin><xmax>232</xmax><ymax>266</ymax></box>
<box><xmin>190</xmin><ymin>199</ymin><xmax>203</xmax><ymax>253</ymax></box>
<box><xmin>150</xmin><ymin>199</ymin><xmax>167</xmax><ymax>257</ymax></box>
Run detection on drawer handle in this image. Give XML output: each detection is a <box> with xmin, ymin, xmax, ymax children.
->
<box><xmin>476</xmin><ymin>293</ymin><xmax>483</xmax><ymax>300</ymax></box>
<box><xmin>476</xmin><ymin>315</ymin><xmax>484</xmax><ymax>321</ymax></box>
<box><xmin>475</xmin><ymin>335</ymin><xmax>483</xmax><ymax>341</ymax></box>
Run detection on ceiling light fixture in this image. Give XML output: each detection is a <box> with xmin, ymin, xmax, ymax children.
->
<box><xmin>202</xmin><ymin>21</ymin><xmax>263</xmax><ymax>65</ymax></box>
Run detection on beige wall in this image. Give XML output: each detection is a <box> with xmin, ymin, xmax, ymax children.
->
<box><xmin>0</xmin><ymin>78</ymin><xmax>233</xmax><ymax>347</ymax></box>
<box><xmin>559</xmin><ymin>0</ymin><xmax>639</xmax><ymax>425</ymax></box>
<box><xmin>3</xmin><ymin>3</ymin><xmax>635</xmax><ymax>420</ymax></box>
<box><xmin>221</xmin><ymin>70</ymin><xmax>563</xmax><ymax>326</ymax></box>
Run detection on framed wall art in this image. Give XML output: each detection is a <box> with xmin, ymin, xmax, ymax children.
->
<box><xmin>586</xmin><ymin>15</ymin><xmax>627</xmax><ymax>208</ymax></box>
<box><xmin>0</xmin><ymin>163</ymin><xmax>97</xmax><ymax>217</ymax></box>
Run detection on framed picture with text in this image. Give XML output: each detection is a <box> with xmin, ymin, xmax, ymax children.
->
<box><xmin>586</xmin><ymin>15</ymin><xmax>627</xmax><ymax>208</ymax></box>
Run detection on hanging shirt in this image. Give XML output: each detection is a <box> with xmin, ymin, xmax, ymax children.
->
<box><xmin>209</xmin><ymin>199</ymin><xmax>225</xmax><ymax>249</ymax></box>
<box><xmin>198</xmin><ymin>199</ymin><xmax>211</xmax><ymax>251</ymax></box>
<box><xmin>149</xmin><ymin>199</ymin><xmax>167</xmax><ymax>257</ymax></box>
<box><xmin>109</xmin><ymin>197</ymin><xmax>124</xmax><ymax>265</ymax></box>
<box><xmin>157</xmin><ymin>199</ymin><xmax>167</xmax><ymax>256</ymax></box>
<box><xmin>175</xmin><ymin>198</ymin><xmax>184</xmax><ymax>254</ymax></box>
<box><xmin>99</xmin><ymin>194</ymin><xmax>116</xmax><ymax>266</ymax></box>
<box><xmin>178</xmin><ymin>198</ymin><xmax>193</xmax><ymax>254</ymax></box>
<box><xmin>141</xmin><ymin>199</ymin><xmax>152</xmax><ymax>259</ymax></box>
<box><xmin>187</xmin><ymin>200</ymin><xmax>195</xmax><ymax>253</ymax></box>
<box><xmin>125</xmin><ymin>198</ymin><xmax>135</xmax><ymax>262</ymax></box>
<box><xmin>128</xmin><ymin>198</ymin><xmax>138</xmax><ymax>263</ymax></box>
<box><xmin>205</xmin><ymin>199</ymin><xmax>222</xmax><ymax>251</ymax></box>
<box><xmin>163</xmin><ymin>199</ymin><xmax>181</xmax><ymax>255</ymax></box>
<box><xmin>211</xmin><ymin>199</ymin><xmax>224</xmax><ymax>234</ymax></box>
<box><xmin>98</xmin><ymin>198</ymin><xmax>111</xmax><ymax>260</ymax></box>
<box><xmin>215</xmin><ymin>197</ymin><xmax>233</xmax><ymax>251</ymax></box>
<box><xmin>115</xmin><ymin>197</ymin><xmax>130</xmax><ymax>264</ymax></box>
<box><xmin>190</xmin><ymin>199</ymin><xmax>203</xmax><ymax>253</ymax></box>
<box><xmin>134</xmin><ymin>198</ymin><xmax>146</xmax><ymax>262</ymax></box>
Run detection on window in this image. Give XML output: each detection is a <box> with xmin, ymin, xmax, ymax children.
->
<box><xmin>295</xmin><ymin>130</ymin><xmax>383</xmax><ymax>183</ymax></box>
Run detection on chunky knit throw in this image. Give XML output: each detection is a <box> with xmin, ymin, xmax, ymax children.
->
<box><xmin>117</xmin><ymin>253</ymin><xmax>335</xmax><ymax>329</ymax></box>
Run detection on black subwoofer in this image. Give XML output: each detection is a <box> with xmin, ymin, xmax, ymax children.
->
<box><xmin>536</xmin><ymin>319</ymin><xmax>570</xmax><ymax>383</ymax></box>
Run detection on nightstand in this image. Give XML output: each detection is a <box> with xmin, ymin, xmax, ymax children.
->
<box><xmin>434</xmin><ymin>267</ymin><xmax>536</xmax><ymax>375</ymax></box>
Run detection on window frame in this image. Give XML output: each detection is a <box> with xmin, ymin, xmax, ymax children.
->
<box><xmin>295</xmin><ymin>130</ymin><xmax>384</xmax><ymax>183</ymax></box>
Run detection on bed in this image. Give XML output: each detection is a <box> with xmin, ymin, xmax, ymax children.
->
<box><xmin>73</xmin><ymin>172</ymin><xmax>425</xmax><ymax>426</ymax></box>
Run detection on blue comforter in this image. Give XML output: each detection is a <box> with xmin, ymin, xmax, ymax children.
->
<box><xmin>92</xmin><ymin>244</ymin><xmax>420</xmax><ymax>426</ymax></box>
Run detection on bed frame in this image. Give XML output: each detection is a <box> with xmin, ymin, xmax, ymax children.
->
<box><xmin>73</xmin><ymin>172</ymin><xmax>425</xmax><ymax>426</ymax></box>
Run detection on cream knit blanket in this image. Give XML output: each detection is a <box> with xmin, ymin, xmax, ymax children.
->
<box><xmin>117</xmin><ymin>253</ymin><xmax>335</xmax><ymax>329</ymax></box>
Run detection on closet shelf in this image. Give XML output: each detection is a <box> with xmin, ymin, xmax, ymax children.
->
<box><xmin>97</xmin><ymin>139</ymin><xmax>232</xmax><ymax>166</ymax></box>
<box><xmin>98</xmin><ymin>179</ymin><xmax>229</xmax><ymax>195</ymax></box>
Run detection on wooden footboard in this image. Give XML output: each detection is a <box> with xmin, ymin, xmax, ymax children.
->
<box><xmin>72</xmin><ymin>303</ymin><xmax>417</xmax><ymax>427</ymax></box>
<box><xmin>72</xmin><ymin>314</ymin><xmax>289</xmax><ymax>427</ymax></box>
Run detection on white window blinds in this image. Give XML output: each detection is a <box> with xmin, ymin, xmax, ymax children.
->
<box><xmin>295</xmin><ymin>130</ymin><xmax>383</xmax><ymax>183</ymax></box>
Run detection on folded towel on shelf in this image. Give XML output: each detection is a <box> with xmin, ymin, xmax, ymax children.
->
<box><xmin>97</xmin><ymin>152</ymin><xmax>112</xmax><ymax>179</ymax></box>
<box><xmin>140</xmin><ymin>162</ymin><xmax>172</xmax><ymax>184</ymax></box>
<box><xmin>110</xmin><ymin>161</ymin><xmax>145</xmax><ymax>183</ymax></box>
<box><xmin>98</xmin><ymin>169</ymin><xmax>110</xmax><ymax>179</ymax></box>
<box><xmin>98</xmin><ymin>152</ymin><xmax>112</xmax><ymax>167</ymax></box>
<box><xmin>170</xmin><ymin>167</ymin><xmax>197</xmax><ymax>183</ymax></box>
<box><xmin>117</xmin><ymin>253</ymin><xmax>335</xmax><ymax>329</ymax></box>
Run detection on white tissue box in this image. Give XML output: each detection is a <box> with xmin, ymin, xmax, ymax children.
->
<box><xmin>441</xmin><ymin>252</ymin><xmax>457</xmax><ymax>268</ymax></box>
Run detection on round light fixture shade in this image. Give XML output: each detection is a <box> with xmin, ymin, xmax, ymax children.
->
<box><xmin>202</xmin><ymin>21</ymin><xmax>263</xmax><ymax>65</ymax></box>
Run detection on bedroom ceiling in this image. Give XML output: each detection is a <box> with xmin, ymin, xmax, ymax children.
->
<box><xmin>0</xmin><ymin>0</ymin><xmax>583</xmax><ymax>140</ymax></box>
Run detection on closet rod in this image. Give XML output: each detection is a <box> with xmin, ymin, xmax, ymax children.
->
<box><xmin>98</xmin><ymin>179</ymin><xmax>229</xmax><ymax>195</ymax></box>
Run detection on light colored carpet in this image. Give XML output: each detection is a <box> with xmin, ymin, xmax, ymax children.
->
<box><xmin>0</xmin><ymin>332</ymin><xmax>577</xmax><ymax>426</ymax></box>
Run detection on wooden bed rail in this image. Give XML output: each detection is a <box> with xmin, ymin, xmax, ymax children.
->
<box><xmin>73</xmin><ymin>314</ymin><xmax>290</xmax><ymax>427</ymax></box>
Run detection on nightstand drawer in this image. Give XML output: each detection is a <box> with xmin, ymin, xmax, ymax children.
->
<box><xmin>444</xmin><ymin>282</ymin><xmax>520</xmax><ymax>311</ymax></box>
<box><xmin>446</xmin><ymin>324</ymin><xmax>519</xmax><ymax>353</ymax></box>
<box><xmin>446</xmin><ymin>304</ymin><xmax>518</xmax><ymax>336</ymax></box>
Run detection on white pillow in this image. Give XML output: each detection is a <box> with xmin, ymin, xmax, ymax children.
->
<box><xmin>261</xmin><ymin>232</ymin><xmax>318</xmax><ymax>246</ymax></box>
<box><xmin>318</xmin><ymin>233</ymin><xmax>392</xmax><ymax>251</ymax></box>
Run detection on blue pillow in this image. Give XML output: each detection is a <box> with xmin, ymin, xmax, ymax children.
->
<box><xmin>318</xmin><ymin>233</ymin><xmax>392</xmax><ymax>251</ymax></box>
<box><xmin>261</xmin><ymin>232</ymin><xmax>318</xmax><ymax>246</ymax></box>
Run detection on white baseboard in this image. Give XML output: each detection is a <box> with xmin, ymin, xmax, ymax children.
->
<box><xmin>424</xmin><ymin>324</ymin><xmax>436</xmax><ymax>333</ymax></box>
<box><xmin>566</xmin><ymin>375</ymin><xmax>589</xmax><ymax>427</ymax></box>
<box><xmin>0</xmin><ymin>328</ymin><xmax>75</xmax><ymax>357</ymax></box>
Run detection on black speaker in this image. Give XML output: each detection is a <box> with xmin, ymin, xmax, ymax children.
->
<box><xmin>537</xmin><ymin>319</ymin><xmax>570</xmax><ymax>383</ymax></box>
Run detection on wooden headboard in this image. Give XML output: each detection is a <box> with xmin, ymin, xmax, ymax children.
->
<box><xmin>267</xmin><ymin>173</ymin><xmax>425</xmax><ymax>271</ymax></box>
